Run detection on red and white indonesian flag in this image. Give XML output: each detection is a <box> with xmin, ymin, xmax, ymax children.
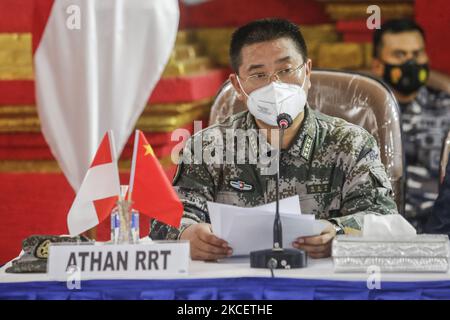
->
<box><xmin>33</xmin><ymin>0</ymin><xmax>179</xmax><ymax>191</ymax></box>
<box><xmin>67</xmin><ymin>131</ymin><xmax>120</xmax><ymax>236</ymax></box>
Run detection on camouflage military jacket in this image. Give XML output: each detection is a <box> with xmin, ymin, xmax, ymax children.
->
<box><xmin>150</xmin><ymin>105</ymin><xmax>398</xmax><ymax>240</ymax></box>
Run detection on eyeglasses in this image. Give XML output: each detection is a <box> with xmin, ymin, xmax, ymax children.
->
<box><xmin>238</xmin><ymin>62</ymin><xmax>306</xmax><ymax>89</ymax></box>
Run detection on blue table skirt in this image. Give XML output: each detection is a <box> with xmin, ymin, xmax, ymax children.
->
<box><xmin>1</xmin><ymin>277</ymin><xmax>450</xmax><ymax>300</ymax></box>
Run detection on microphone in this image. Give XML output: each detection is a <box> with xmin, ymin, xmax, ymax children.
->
<box><xmin>250</xmin><ymin>113</ymin><xmax>307</xmax><ymax>270</ymax></box>
<box><xmin>276</xmin><ymin>113</ymin><xmax>293</xmax><ymax>129</ymax></box>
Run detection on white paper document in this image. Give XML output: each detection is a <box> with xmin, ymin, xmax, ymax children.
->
<box><xmin>207</xmin><ymin>195</ymin><xmax>327</xmax><ymax>256</ymax></box>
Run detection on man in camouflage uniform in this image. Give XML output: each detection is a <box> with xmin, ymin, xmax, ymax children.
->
<box><xmin>151</xmin><ymin>18</ymin><xmax>398</xmax><ymax>260</ymax></box>
<box><xmin>372</xmin><ymin>19</ymin><xmax>450</xmax><ymax>232</ymax></box>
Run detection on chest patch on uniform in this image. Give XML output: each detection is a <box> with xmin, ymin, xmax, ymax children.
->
<box><xmin>230</xmin><ymin>180</ymin><xmax>253</xmax><ymax>192</ymax></box>
<box><xmin>306</xmin><ymin>183</ymin><xmax>331</xmax><ymax>194</ymax></box>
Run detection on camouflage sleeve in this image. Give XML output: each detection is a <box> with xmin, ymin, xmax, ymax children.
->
<box><xmin>329</xmin><ymin>133</ymin><xmax>398</xmax><ymax>232</ymax></box>
<box><xmin>150</xmin><ymin>136</ymin><xmax>217</xmax><ymax>240</ymax></box>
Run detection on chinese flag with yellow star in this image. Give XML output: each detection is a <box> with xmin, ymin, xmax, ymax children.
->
<box><xmin>128</xmin><ymin>130</ymin><xmax>183</xmax><ymax>228</ymax></box>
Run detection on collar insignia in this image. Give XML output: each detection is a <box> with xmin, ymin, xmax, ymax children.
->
<box><xmin>301</xmin><ymin>135</ymin><xmax>313</xmax><ymax>161</ymax></box>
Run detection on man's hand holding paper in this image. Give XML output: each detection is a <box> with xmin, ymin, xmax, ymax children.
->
<box><xmin>207</xmin><ymin>196</ymin><xmax>327</xmax><ymax>257</ymax></box>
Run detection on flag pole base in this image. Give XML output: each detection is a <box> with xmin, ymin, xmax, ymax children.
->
<box><xmin>116</xmin><ymin>199</ymin><xmax>132</xmax><ymax>244</ymax></box>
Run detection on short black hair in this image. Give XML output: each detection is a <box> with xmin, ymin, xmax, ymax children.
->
<box><xmin>373</xmin><ymin>18</ymin><xmax>426</xmax><ymax>58</ymax></box>
<box><xmin>229</xmin><ymin>18</ymin><xmax>308</xmax><ymax>74</ymax></box>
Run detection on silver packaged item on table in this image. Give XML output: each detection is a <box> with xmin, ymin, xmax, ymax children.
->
<box><xmin>332</xmin><ymin>234</ymin><xmax>450</xmax><ymax>273</ymax></box>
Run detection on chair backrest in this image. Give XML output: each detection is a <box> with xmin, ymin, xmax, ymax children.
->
<box><xmin>209</xmin><ymin>69</ymin><xmax>405</xmax><ymax>213</ymax></box>
<box><xmin>440</xmin><ymin>130</ymin><xmax>450</xmax><ymax>183</ymax></box>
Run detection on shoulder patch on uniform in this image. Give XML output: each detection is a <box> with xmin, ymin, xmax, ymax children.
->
<box><xmin>229</xmin><ymin>180</ymin><xmax>253</xmax><ymax>192</ymax></box>
<box><xmin>301</xmin><ymin>135</ymin><xmax>314</xmax><ymax>161</ymax></box>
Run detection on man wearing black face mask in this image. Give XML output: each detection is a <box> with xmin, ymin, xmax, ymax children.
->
<box><xmin>372</xmin><ymin>19</ymin><xmax>450</xmax><ymax>233</ymax></box>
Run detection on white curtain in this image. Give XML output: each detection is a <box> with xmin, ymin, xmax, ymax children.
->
<box><xmin>34</xmin><ymin>0</ymin><xmax>179</xmax><ymax>190</ymax></box>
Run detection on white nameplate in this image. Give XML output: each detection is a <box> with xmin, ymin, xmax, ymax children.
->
<box><xmin>47</xmin><ymin>241</ymin><xmax>190</xmax><ymax>280</ymax></box>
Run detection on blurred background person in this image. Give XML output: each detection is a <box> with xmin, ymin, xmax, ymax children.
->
<box><xmin>425</xmin><ymin>149</ymin><xmax>450</xmax><ymax>236</ymax></box>
<box><xmin>372</xmin><ymin>19</ymin><xmax>450</xmax><ymax>232</ymax></box>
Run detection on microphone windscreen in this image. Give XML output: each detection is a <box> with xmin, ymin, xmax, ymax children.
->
<box><xmin>277</xmin><ymin>113</ymin><xmax>293</xmax><ymax>129</ymax></box>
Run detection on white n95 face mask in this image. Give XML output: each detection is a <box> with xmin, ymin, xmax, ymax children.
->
<box><xmin>237</xmin><ymin>73</ymin><xmax>308</xmax><ymax>127</ymax></box>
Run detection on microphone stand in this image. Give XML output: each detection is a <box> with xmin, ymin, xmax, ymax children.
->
<box><xmin>273</xmin><ymin>127</ymin><xmax>284</xmax><ymax>250</ymax></box>
<box><xmin>250</xmin><ymin>114</ymin><xmax>307</xmax><ymax>270</ymax></box>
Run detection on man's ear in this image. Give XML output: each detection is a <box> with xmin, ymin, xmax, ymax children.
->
<box><xmin>305</xmin><ymin>58</ymin><xmax>312</xmax><ymax>90</ymax></box>
<box><xmin>305</xmin><ymin>58</ymin><xmax>312</xmax><ymax>76</ymax></box>
<box><xmin>372</xmin><ymin>57</ymin><xmax>384</xmax><ymax>78</ymax></box>
<box><xmin>229</xmin><ymin>74</ymin><xmax>245</xmax><ymax>102</ymax></box>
